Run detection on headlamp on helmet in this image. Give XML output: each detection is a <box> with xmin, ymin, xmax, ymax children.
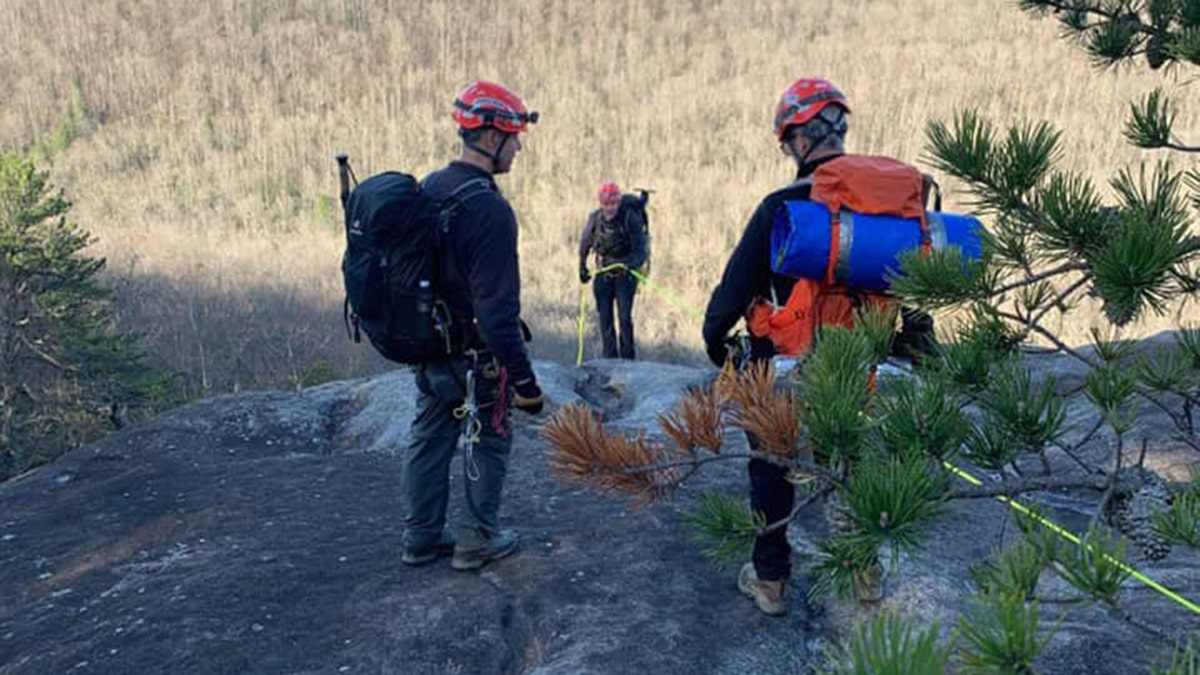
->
<box><xmin>453</xmin><ymin>80</ymin><xmax>538</xmax><ymax>134</ymax></box>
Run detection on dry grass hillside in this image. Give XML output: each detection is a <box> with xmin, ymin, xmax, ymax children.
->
<box><xmin>2</xmin><ymin>0</ymin><xmax>1196</xmax><ymax>397</ymax></box>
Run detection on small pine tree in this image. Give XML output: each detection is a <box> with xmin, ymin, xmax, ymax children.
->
<box><xmin>0</xmin><ymin>151</ymin><xmax>166</xmax><ymax>480</ymax></box>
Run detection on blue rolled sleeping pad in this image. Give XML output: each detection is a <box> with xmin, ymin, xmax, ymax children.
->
<box><xmin>771</xmin><ymin>201</ymin><xmax>984</xmax><ymax>291</ymax></box>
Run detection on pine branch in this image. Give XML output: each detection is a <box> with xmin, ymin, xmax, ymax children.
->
<box><xmin>1022</xmin><ymin>0</ymin><xmax>1200</xmax><ymax>68</ymax></box>
<box><xmin>1049</xmin><ymin>416</ymin><xmax>1109</xmax><ymax>474</ymax></box>
<box><xmin>996</xmin><ymin>309</ymin><xmax>1100</xmax><ymax>367</ymax></box>
<box><xmin>723</xmin><ymin>361</ymin><xmax>805</xmax><ymax>460</ymax></box>
<box><xmin>543</xmin><ymin>404</ymin><xmax>676</xmax><ymax>503</ymax></box>
<box><xmin>843</xmin><ymin>454</ymin><xmax>949</xmax><ymax>552</ymax></box>
<box><xmin>949</xmin><ymin>474</ymin><xmax>1112</xmax><ymax>499</ymax></box>
<box><xmin>991</xmin><ymin>262</ymin><xmax>1090</xmax><ymax>296</ymax></box>
<box><xmin>621</xmin><ymin>450</ymin><xmax>843</xmax><ymax>488</ymax></box>
<box><xmin>761</xmin><ymin>485</ymin><xmax>831</xmax><ymax>535</ymax></box>
<box><xmin>1137</xmin><ymin>389</ymin><xmax>1200</xmax><ymax>446</ymax></box>
<box><xmin>680</xmin><ymin>490</ymin><xmax>763</xmax><ymax>566</ymax></box>
<box><xmin>1091</xmin><ymin>434</ymin><xmax>1125</xmax><ymax>530</ymax></box>
<box><xmin>1029</xmin><ymin>271</ymin><xmax>1094</xmax><ymax>327</ymax></box>
<box><xmin>18</xmin><ymin>334</ymin><xmax>75</xmax><ymax>372</ymax></box>
<box><xmin>544</xmin><ymin>402</ymin><xmax>844</xmax><ymax>504</ymax></box>
<box><xmin>957</xmin><ymin>592</ymin><xmax>1052</xmax><ymax>672</ymax></box>
<box><xmin>657</xmin><ymin>385</ymin><xmax>726</xmax><ymax>455</ymax></box>
<box><xmin>1164</xmin><ymin>143</ymin><xmax>1200</xmax><ymax>153</ymax></box>
<box><xmin>1020</xmin><ymin>0</ymin><xmax>1149</xmax><ymax>27</ymax></box>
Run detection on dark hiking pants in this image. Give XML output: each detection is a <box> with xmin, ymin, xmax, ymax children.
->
<box><xmin>749</xmin><ymin>454</ymin><xmax>795</xmax><ymax>582</ymax></box>
<box><xmin>593</xmin><ymin>270</ymin><xmax>638</xmax><ymax>360</ymax></box>
<box><xmin>402</xmin><ymin>355</ymin><xmax>512</xmax><ymax>553</ymax></box>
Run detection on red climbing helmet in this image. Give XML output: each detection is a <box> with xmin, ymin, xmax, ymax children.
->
<box><xmin>773</xmin><ymin>78</ymin><xmax>850</xmax><ymax>141</ymax></box>
<box><xmin>453</xmin><ymin>80</ymin><xmax>538</xmax><ymax>134</ymax></box>
<box><xmin>598</xmin><ymin>182</ymin><xmax>621</xmax><ymax>205</ymax></box>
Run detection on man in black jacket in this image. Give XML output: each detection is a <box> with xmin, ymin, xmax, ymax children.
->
<box><xmin>401</xmin><ymin>80</ymin><xmax>544</xmax><ymax>572</ymax></box>
<box><xmin>703</xmin><ymin>78</ymin><xmax>935</xmax><ymax>615</ymax></box>
<box><xmin>579</xmin><ymin>182</ymin><xmax>648</xmax><ymax>360</ymax></box>
<box><xmin>702</xmin><ymin>77</ymin><xmax>852</xmax><ymax>615</ymax></box>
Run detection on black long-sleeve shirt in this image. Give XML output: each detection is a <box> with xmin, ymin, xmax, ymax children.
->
<box><xmin>702</xmin><ymin>156</ymin><xmax>840</xmax><ymax>362</ymax></box>
<box><xmin>422</xmin><ymin>161</ymin><xmax>534</xmax><ymax>384</ymax></box>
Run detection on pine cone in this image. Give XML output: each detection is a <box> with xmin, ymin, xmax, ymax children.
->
<box><xmin>824</xmin><ymin>491</ymin><xmax>858</xmax><ymax>537</ymax></box>
<box><xmin>1104</xmin><ymin>467</ymin><xmax>1173</xmax><ymax>561</ymax></box>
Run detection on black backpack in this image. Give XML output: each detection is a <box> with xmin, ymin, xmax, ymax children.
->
<box><xmin>621</xmin><ymin>189</ymin><xmax>650</xmax><ymax>237</ymax></box>
<box><xmin>337</xmin><ymin>155</ymin><xmax>490</xmax><ymax>365</ymax></box>
<box><xmin>621</xmin><ymin>189</ymin><xmax>653</xmax><ymax>274</ymax></box>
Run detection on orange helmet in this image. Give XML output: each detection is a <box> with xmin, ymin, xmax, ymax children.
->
<box><xmin>598</xmin><ymin>182</ymin><xmax>621</xmax><ymax>205</ymax></box>
<box><xmin>453</xmin><ymin>80</ymin><xmax>538</xmax><ymax>134</ymax></box>
<box><xmin>773</xmin><ymin>78</ymin><xmax>850</xmax><ymax>141</ymax></box>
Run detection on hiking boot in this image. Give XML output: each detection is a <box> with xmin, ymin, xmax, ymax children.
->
<box><xmin>401</xmin><ymin>530</ymin><xmax>456</xmax><ymax>566</ymax></box>
<box><xmin>451</xmin><ymin>529</ymin><xmax>519</xmax><ymax>571</ymax></box>
<box><xmin>737</xmin><ymin>562</ymin><xmax>787</xmax><ymax>616</ymax></box>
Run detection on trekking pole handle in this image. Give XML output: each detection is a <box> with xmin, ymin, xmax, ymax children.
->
<box><xmin>336</xmin><ymin>153</ymin><xmax>351</xmax><ymax>207</ymax></box>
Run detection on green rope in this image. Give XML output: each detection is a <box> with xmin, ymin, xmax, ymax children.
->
<box><xmin>569</xmin><ymin>263</ymin><xmax>1200</xmax><ymax>617</ymax></box>
<box><xmin>944</xmin><ymin>460</ymin><xmax>1200</xmax><ymax>616</ymax></box>
<box><xmin>575</xmin><ymin>281</ymin><xmax>588</xmax><ymax>367</ymax></box>
<box><xmin>627</xmin><ymin>267</ymin><xmax>704</xmax><ymax>320</ymax></box>
<box><xmin>575</xmin><ymin>263</ymin><xmax>703</xmax><ymax>365</ymax></box>
<box><xmin>575</xmin><ymin>263</ymin><xmax>623</xmax><ymax>366</ymax></box>
<box><xmin>568</xmin><ymin>263</ymin><xmax>1200</xmax><ymax>618</ymax></box>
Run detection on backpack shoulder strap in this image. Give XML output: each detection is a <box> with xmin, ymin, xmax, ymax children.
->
<box><xmin>765</xmin><ymin>177</ymin><xmax>813</xmax><ymax>203</ymax></box>
<box><xmin>921</xmin><ymin>173</ymin><xmax>942</xmax><ymax>212</ymax></box>
<box><xmin>443</xmin><ymin>177</ymin><xmax>494</xmax><ymax>207</ymax></box>
<box><xmin>435</xmin><ymin>177</ymin><xmax>495</xmax><ymax>232</ymax></box>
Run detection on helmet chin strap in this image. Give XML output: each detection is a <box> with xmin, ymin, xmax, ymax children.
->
<box><xmin>462</xmin><ymin>127</ymin><xmax>509</xmax><ymax>172</ymax></box>
<box><xmin>791</xmin><ymin>109</ymin><xmax>847</xmax><ymax>177</ymax></box>
<box><xmin>797</xmin><ymin>132</ymin><xmax>829</xmax><ymax>170</ymax></box>
<box><xmin>465</xmin><ymin>140</ymin><xmax>503</xmax><ymax>172</ymax></box>
<box><xmin>784</xmin><ymin>133</ymin><xmax>831</xmax><ymax>179</ymax></box>
<box><xmin>490</xmin><ymin>134</ymin><xmax>510</xmax><ymax>171</ymax></box>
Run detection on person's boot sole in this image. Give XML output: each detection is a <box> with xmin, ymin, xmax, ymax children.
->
<box><xmin>401</xmin><ymin>550</ymin><xmax>440</xmax><ymax>566</ymax></box>
<box><xmin>401</xmin><ymin>537</ymin><xmax>456</xmax><ymax>566</ymax></box>
<box><xmin>738</xmin><ymin>563</ymin><xmax>787</xmax><ymax>616</ymax></box>
<box><xmin>451</xmin><ymin>538</ymin><xmax>518</xmax><ymax>571</ymax></box>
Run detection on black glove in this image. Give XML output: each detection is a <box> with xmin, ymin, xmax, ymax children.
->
<box><xmin>579</xmin><ymin>265</ymin><xmax>591</xmax><ymax>284</ymax></box>
<box><xmin>513</xmin><ymin>378</ymin><xmax>544</xmax><ymax>415</ymax></box>
<box><xmin>891</xmin><ymin>307</ymin><xmax>937</xmax><ymax>359</ymax></box>
<box><xmin>706</xmin><ymin>334</ymin><xmax>750</xmax><ymax>368</ymax></box>
<box><xmin>705</xmin><ymin>340</ymin><xmax>728</xmax><ymax>368</ymax></box>
<box><xmin>519</xmin><ymin>318</ymin><xmax>533</xmax><ymax>343</ymax></box>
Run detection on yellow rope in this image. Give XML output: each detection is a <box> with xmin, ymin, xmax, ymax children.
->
<box><xmin>575</xmin><ymin>281</ymin><xmax>588</xmax><ymax>367</ymax></box>
<box><xmin>574</xmin><ymin>263</ymin><xmax>622</xmax><ymax>366</ymax></box>
<box><xmin>944</xmin><ymin>460</ymin><xmax>1200</xmax><ymax>616</ymax></box>
<box><xmin>567</xmin><ymin>261</ymin><xmax>1200</xmax><ymax>617</ymax></box>
<box><xmin>575</xmin><ymin>263</ymin><xmax>706</xmax><ymax>365</ymax></box>
<box><xmin>627</xmin><ymin>267</ymin><xmax>705</xmax><ymax>320</ymax></box>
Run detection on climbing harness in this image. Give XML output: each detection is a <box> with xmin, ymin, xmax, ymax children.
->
<box><xmin>453</xmin><ymin>368</ymin><xmax>483</xmax><ymax>482</ymax></box>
